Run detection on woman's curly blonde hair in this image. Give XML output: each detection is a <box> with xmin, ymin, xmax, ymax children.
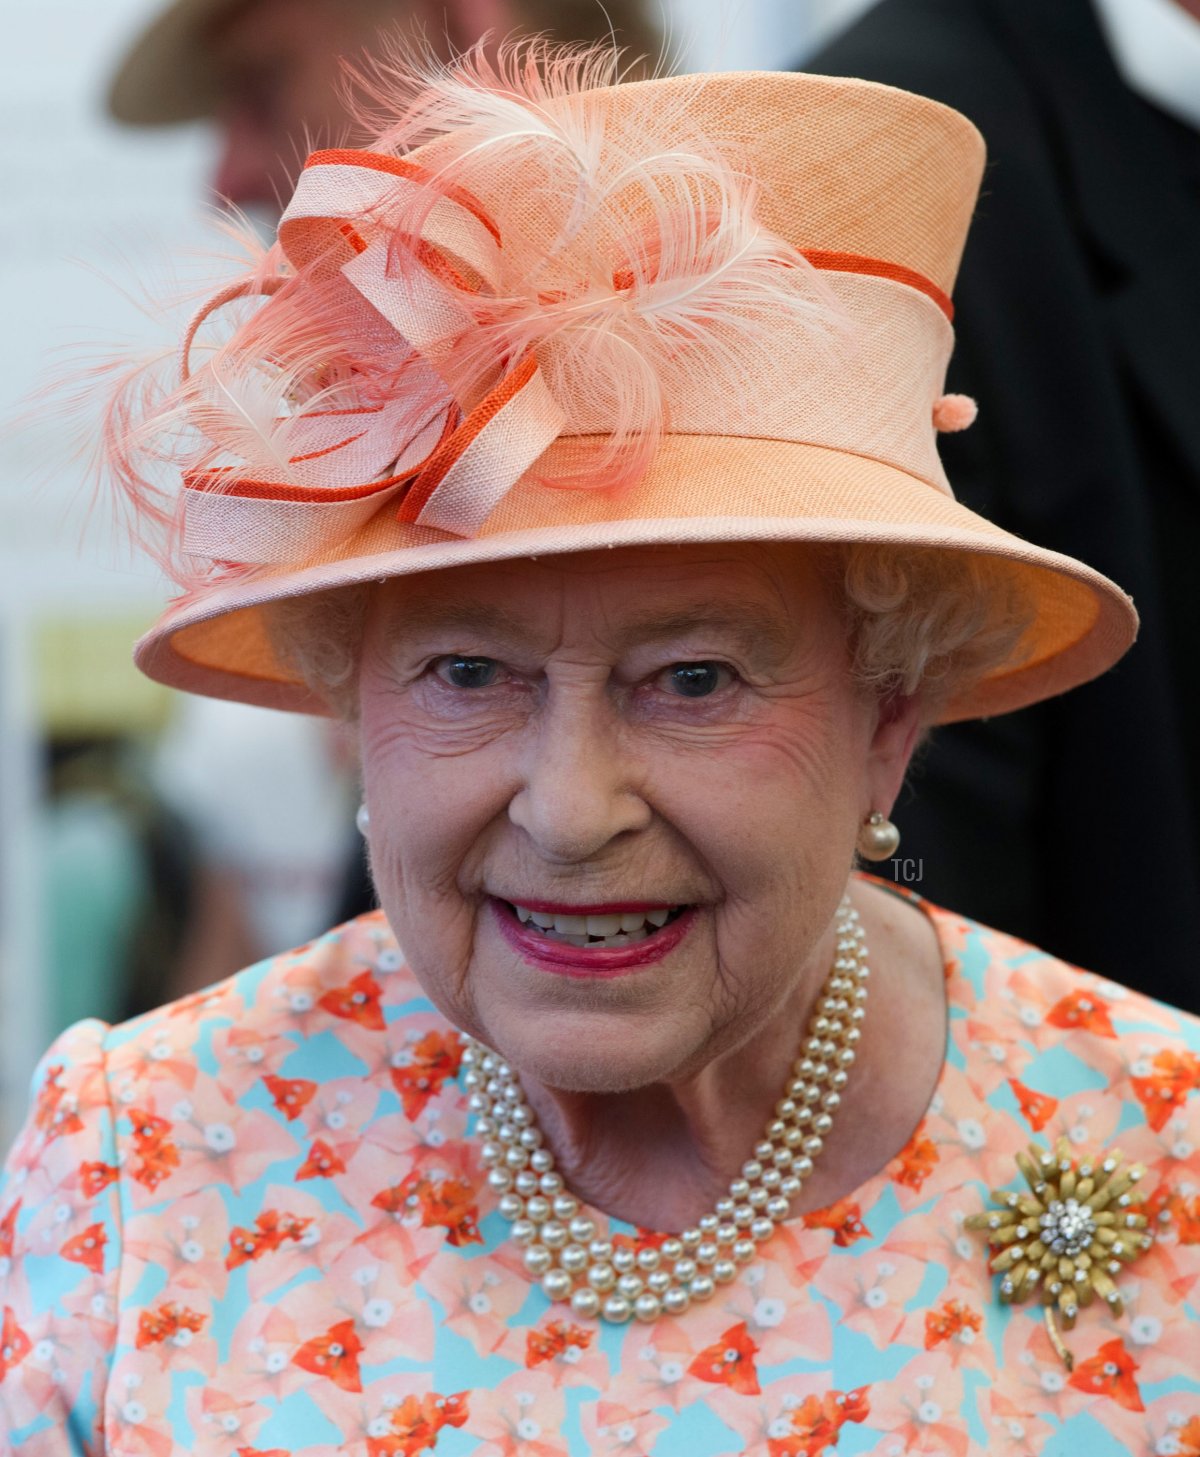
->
<box><xmin>266</xmin><ymin>544</ymin><xmax>1032</xmax><ymax>723</ymax></box>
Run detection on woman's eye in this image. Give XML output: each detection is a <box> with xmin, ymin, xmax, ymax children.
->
<box><xmin>661</xmin><ymin>662</ymin><xmax>732</xmax><ymax>698</ymax></box>
<box><xmin>435</xmin><ymin>656</ymin><xmax>502</xmax><ymax>689</ymax></box>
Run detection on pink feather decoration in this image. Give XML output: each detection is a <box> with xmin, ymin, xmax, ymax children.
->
<box><xmin>358</xmin><ymin>40</ymin><xmax>849</xmax><ymax>488</ymax></box>
<box><xmin>100</xmin><ymin>40</ymin><xmax>851</xmax><ymax>587</ymax></box>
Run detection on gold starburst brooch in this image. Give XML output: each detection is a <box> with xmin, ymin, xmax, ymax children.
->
<box><xmin>965</xmin><ymin>1136</ymin><xmax>1153</xmax><ymax>1369</ymax></box>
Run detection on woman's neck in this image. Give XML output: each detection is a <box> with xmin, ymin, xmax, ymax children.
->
<box><xmin>515</xmin><ymin>880</ymin><xmax>947</xmax><ymax>1232</ymax></box>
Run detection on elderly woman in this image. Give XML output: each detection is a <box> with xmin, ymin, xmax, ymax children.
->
<box><xmin>3</xmin><ymin>46</ymin><xmax>1198</xmax><ymax>1457</ymax></box>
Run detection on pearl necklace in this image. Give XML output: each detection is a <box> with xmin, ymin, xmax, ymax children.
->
<box><xmin>462</xmin><ymin>895</ymin><xmax>868</xmax><ymax>1325</ymax></box>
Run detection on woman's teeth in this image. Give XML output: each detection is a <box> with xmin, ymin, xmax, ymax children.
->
<box><xmin>511</xmin><ymin>904</ymin><xmax>676</xmax><ymax>947</ymax></box>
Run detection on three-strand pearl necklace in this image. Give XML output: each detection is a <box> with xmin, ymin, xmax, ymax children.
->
<box><xmin>462</xmin><ymin>895</ymin><xmax>868</xmax><ymax>1324</ymax></box>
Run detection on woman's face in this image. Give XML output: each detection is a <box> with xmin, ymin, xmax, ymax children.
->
<box><xmin>358</xmin><ymin>543</ymin><xmax>917</xmax><ymax>1093</ymax></box>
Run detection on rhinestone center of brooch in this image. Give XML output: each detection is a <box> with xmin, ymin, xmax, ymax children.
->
<box><xmin>1041</xmin><ymin>1198</ymin><xmax>1096</xmax><ymax>1255</ymax></box>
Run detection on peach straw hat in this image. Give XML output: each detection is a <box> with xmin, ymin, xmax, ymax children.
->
<box><xmin>117</xmin><ymin>47</ymin><xmax>1137</xmax><ymax>721</ymax></box>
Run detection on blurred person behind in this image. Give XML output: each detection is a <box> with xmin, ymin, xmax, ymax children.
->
<box><xmin>104</xmin><ymin>0</ymin><xmax>659</xmax><ymax>998</ymax></box>
<box><xmin>805</xmin><ymin>0</ymin><xmax>1200</xmax><ymax>1005</ymax></box>
<box><xmin>107</xmin><ymin>0</ymin><xmax>662</xmax><ymax>213</ymax></box>
<box><xmin>148</xmin><ymin>699</ymin><xmax>359</xmax><ymax>989</ymax></box>
<box><xmin>42</xmin><ymin>737</ymin><xmax>194</xmax><ymax>1027</ymax></box>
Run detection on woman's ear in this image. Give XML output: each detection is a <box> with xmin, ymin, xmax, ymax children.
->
<box><xmin>864</xmin><ymin>691</ymin><xmax>924</xmax><ymax>818</ymax></box>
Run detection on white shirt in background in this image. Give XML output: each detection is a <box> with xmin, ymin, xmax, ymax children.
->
<box><xmin>153</xmin><ymin>697</ymin><xmax>355</xmax><ymax>955</ymax></box>
<box><xmin>1092</xmin><ymin>0</ymin><xmax>1200</xmax><ymax>132</ymax></box>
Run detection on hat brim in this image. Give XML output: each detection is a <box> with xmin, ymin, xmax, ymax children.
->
<box><xmin>135</xmin><ymin>435</ymin><xmax>1137</xmax><ymax>724</ymax></box>
<box><xmin>108</xmin><ymin>0</ymin><xmax>240</xmax><ymax>126</ymax></box>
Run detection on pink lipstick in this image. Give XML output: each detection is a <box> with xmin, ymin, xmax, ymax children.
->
<box><xmin>490</xmin><ymin>898</ymin><xmax>695</xmax><ymax>977</ymax></box>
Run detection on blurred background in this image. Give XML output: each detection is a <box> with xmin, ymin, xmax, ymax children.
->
<box><xmin>0</xmin><ymin>0</ymin><xmax>875</xmax><ymax>1145</ymax></box>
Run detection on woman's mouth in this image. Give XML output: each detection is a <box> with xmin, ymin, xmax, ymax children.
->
<box><xmin>490</xmin><ymin>898</ymin><xmax>695</xmax><ymax>975</ymax></box>
<box><xmin>513</xmin><ymin>901</ymin><xmax>683</xmax><ymax>947</ymax></box>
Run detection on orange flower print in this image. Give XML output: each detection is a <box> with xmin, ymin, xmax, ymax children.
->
<box><xmin>688</xmin><ymin>1322</ymin><xmax>762</xmax><ymax>1395</ymax></box>
<box><xmin>262</xmin><ymin>1076</ymin><xmax>318</xmax><ymax>1121</ymax></box>
<box><xmin>128</xmin><ymin>1108</ymin><xmax>173</xmax><ymax>1144</ymax></box>
<box><xmin>372</xmin><ymin>1184</ymin><xmax>412</xmax><ymax>1220</ymax></box>
<box><xmin>61</xmin><ymin>1222</ymin><xmax>106</xmax><ymax>1275</ymax></box>
<box><xmin>435</xmin><ymin>1391</ymin><xmax>470</xmax><ymax>1429</ymax></box>
<box><xmin>1141</xmin><ymin>1178</ymin><xmax>1193</xmax><ymax>1242</ymax></box>
<box><xmin>420</xmin><ymin>1178</ymin><xmax>481</xmax><ymax>1247</ymax></box>
<box><xmin>33</xmin><ymin>1065</ymin><xmax>83</xmax><ymax>1143</ymax></box>
<box><xmin>769</xmin><ymin>1386</ymin><xmax>871</xmax><ymax>1457</ymax></box>
<box><xmin>369</xmin><ymin>1396</ymin><xmax>435</xmax><ymax>1457</ymax></box>
<box><xmin>372</xmin><ymin>1171</ymin><xmax>481</xmax><ymax>1246</ymax></box>
<box><xmin>924</xmin><ymin>1299</ymin><xmax>982</xmax><ymax>1351</ymax></box>
<box><xmin>526</xmin><ymin>1321</ymin><xmax>595</xmax><ymax>1369</ymax></box>
<box><xmin>79</xmin><ymin>1161</ymin><xmax>119</xmax><ymax>1197</ymax></box>
<box><xmin>891</xmin><ymin>1122</ymin><xmax>939</xmax><ymax>1193</ymax></box>
<box><xmin>1167</xmin><ymin>1191</ymin><xmax>1200</xmax><ymax>1244</ymax></box>
<box><xmin>292</xmin><ymin>1318</ymin><xmax>364</xmax><ymax>1392</ymax></box>
<box><xmin>835</xmin><ymin>1386</ymin><xmax>870</xmax><ymax>1424</ymax></box>
<box><xmin>1045</xmin><ymin>990</ymin><xmax>1117</xmax><ymax>1038</ymax></box>
<box><xmin>296</xmin><ymin>1138</ymin><xmax>347</xmax><ymax>1180</ymax></box>
<box><xmin>1067</xmin><ymin>1338</ymin><xmax>1144</xmax><ymax>1412</ymax></box>
<box><xmin>389</xmin><ymin>1031</ymin><xmax>465</xmax><ymax>1121</ymax></box>
<box><xmin>804</xmin><ymin>1198</ymin><xmax>870</xmax><ymax>1246</ymax></box>
<box><xmin>128</xmin><ymin>1107</ymin><xmax>181</xmax><ymax>1191</ymax></box>
<box><xmin>1131</xmin><ymin>1049</ymin><xmax>1200</xmax><ymax>1133</ymax></box>
<box><xmin>368</xmin><ymin>1391</ymin><xmax>469</xmax><ymax>1457</ymax></box>
<box><xmin>136</xmin><ymin>1303</ymin><xmax>207</xmax><ymax>1348</ymax></box>
<box><xmin>318</xmin><ymin>970</ymin><xmax>386</xmax><ymax>1031</ymax></box>
<box><xmin>1178</xmin><ymin>1417</ymin><xmax>1200</xmax><ymax>1456</ymax></box>
<box><xmin>0</xmin><ymin>1200</ymin><xmax>18</xmax><ymax>1262</ymax></box>
<box><xmin>133</xmin><ymin>1140</ymin><xmax>181</xmax><ymax>1192</ymax></box>
<box><xmin>226</xmin><ymin>1209</ymin><xmax>313</xmax><ymax>1269</ymax></box>
<box><xmin>0</xmin><ymin>1306</ymin><xmax>31</xmax><ymax>1380</ymax></box>
<box><xmin>1008</xmin><ymin>1078</ymin><xmax>1058</xmax><ymax>1133</ymax></box>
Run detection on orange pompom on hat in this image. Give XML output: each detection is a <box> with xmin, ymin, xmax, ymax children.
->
<box><xmin>113</xmin><ymin>45</ymin><xmax>1136</xmax><ymax>721</ymax></box>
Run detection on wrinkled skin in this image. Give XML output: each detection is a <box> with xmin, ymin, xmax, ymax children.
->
<box><xmin>358</xmin><ymin>543</ymin><xmax>945</xmax><ymax>1227</ymax></box>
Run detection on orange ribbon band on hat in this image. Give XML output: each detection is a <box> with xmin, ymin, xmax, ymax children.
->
<box><xmin>800</xmin><ymin>250</ymin><xmax>953</xmax><ymax>322</ymax></box>
<box><xmin>181</xmin><ymin>147</ymin><xmax>957</xmax><ymax>567</ymax></box>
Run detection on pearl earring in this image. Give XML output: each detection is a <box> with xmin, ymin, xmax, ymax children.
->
<box><xmin>356</xmin><ymin>802</ymin><xmax>370</xmax><ymax>836</ymax></box>
<box><xmin>857</xmin><ymin>810</ymin><xmax>899</xmax><ymax>861</ymax></box>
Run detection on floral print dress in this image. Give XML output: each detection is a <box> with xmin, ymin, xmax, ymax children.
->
<box><xmin>2</xmin><ymin>886</ymin><xmax>1199</xmax><ymax>1456</ymax></box>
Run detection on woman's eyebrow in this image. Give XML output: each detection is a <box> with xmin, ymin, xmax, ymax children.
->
<box><xmin>385</xmin><ymin>601</ymin><xmax>795</xmax><ymax>664</ymax></box>
<box><xmin>385</xmin><ymin>602</ymin><xmax>535</xmax><ymax>647</ymax></box>
<box><xmin>617</xmin><ymin>607</ymin><xmax>795</xmax><ymax>665</ymax></box>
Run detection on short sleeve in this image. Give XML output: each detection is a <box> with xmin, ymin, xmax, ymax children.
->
<box><xmin>1</xmin><ymin>1021</ymin><xmax>120</xmax><ymax>1454</ymax></box>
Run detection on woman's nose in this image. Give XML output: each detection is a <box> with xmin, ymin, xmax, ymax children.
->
<box><xmin>506</xmin><ymin>694</ymin><xmax>651</xmax><ymax>863</ymax></box>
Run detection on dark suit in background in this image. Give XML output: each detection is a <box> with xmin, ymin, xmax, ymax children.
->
<box><xmin>806</xmin><ymin>0</ymin><xmax>1200</xmax><ymax>1006</ymax></box>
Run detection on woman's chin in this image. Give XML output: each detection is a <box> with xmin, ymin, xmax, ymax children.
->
<box><xmin>476</xmin><ymin>1001</ymin><xmax>698</xmax><ymax>1095</ymax></box>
